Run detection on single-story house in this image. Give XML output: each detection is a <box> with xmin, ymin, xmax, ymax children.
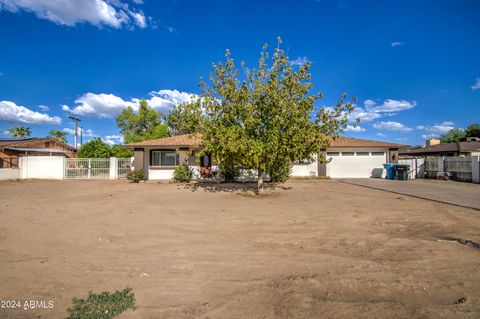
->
<box><xmin>0</xmin><ymin>138</ymin><xmax>76</xmax><ymax>168</ymax></box>
<box><xmin>400</xmin><ymin>138</ymin><xmax>480</xmax><ymax>157</ymax></box>
<box><xmin>124</xmin><ymin>134</ymin><xmax>404</xmax><ymax>180</ymax></box>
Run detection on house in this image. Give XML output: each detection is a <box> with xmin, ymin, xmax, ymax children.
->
<box><xmin>0</xmin><ymin>138</ymin><xmax>76</xmax><ymax>168</ymax></box>
<box><xmin>400</xmin><ymin>138</ymin><xmax>480</xmax><ymax>157</ymax></box>
<box><xmin>124</xmin><ymin>134</ymin><xmax>404</xmax><ymax>180</ymax></box>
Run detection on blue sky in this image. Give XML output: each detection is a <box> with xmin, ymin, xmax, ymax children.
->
<box><xmin>0</xmin><ymin>0</ymin><xmax>479</xmax><ymax>146</ymax></box>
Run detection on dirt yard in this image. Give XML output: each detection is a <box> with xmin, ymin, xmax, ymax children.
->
<box><xmin>0</xmin><ymin>180</ymin><xmax>479</xmax><ymax>319</ymax></box>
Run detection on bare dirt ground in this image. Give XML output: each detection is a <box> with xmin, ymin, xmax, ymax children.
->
<box><xmin>0</xmin><ymin>179</ymin><xmax>479</xmax><ymax>319</ymax></box>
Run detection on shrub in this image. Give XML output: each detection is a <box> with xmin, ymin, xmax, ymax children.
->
<box><xmin>219</xmin><ymin>163</ymin><xmax>240</xmax><ymax>182</ymax></box>
<box><xmin>173</xmin><ymin>164</ymin><xmax>193</xmax><ymax>182</ymax></box>
<box><xmin>270</xmin><ymin>162</ymin><xmax>292</xmax><ymax>183</ymax></box>
<box><xmin>66</xmin><ymin>287</ymin><xmax>136</xmax><ymax>319</ymax></box>
<box><xmin>127</xmin><ymin>169</ymin><xmax>144</xmax><ymax>183</ymax></box>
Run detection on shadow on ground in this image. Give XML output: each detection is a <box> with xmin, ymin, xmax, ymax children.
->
<box><xmin>180</xmin><ymin>181</ymin><xmax>292</xmax><ymax>193</ymax></box>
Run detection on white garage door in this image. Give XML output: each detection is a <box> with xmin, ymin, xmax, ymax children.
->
<box><xmin>326</xmin><ymin>150</ymin><xmax>387</xmax><ymax>178</ymax></box>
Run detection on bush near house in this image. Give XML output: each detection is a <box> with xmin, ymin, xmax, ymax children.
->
<box><xmin>173</xmin><ymin>164</ymin><xmax>193</xmax><ymax>182</ymax></box>
<box><xmin>127</xmin><ymin>169</ymin><xmax>144</xmax><ymax>183</ymax></box>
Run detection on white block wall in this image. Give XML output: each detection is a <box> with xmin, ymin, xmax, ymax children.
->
<box><xmin>20</xmin><ymin>156</ymin><xmax>65</xmax><ymax>179</ymax></box>
<box><xmin>0</xmin><ymin>168</ymin><xmax>20</xmax><ymax>180</ymax></box>
<box><xmin>291</xmin><ymin>155</ymin><xmax>318</xmax><ymax>177</ymax></box>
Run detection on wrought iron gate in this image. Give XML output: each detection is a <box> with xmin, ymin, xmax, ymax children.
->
<box><xmin>65</xmin><ymin>158</ymin><xmax>110</xmax><ymax>179</ymax></box>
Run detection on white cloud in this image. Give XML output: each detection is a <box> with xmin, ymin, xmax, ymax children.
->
<box><xmin>345</xmin><ymin>125</ymin><xmax>365</xmax><ymax>132</ymax></box>
<box><xmin>104</xmin><ymin>134</ymin><xmax>123</xmax><ymax>145</ymax></box>
<box><xmin>349</xmin><ymin>107</ymin><xmax>382</xmax><ymax>122</ymax></box>
<box><xmin>419</xmin><ymin>121</ymin><xmax>455</xmax><ymax>138</ymax></box>
<box><xmin>62</xmin><ymin>128</ymin><xmax>75</xmax><ymax>135</ymax></box>
<box><xmin>391</xmin><ymin>41</ymin><xmax>404</xmax><ymax>47</ymax></box>
<box><xmin>0</xmin><ymin>100</ymin><xmax>61</xmax><ymax>125</ymax></box>
<box><xmin>0</xmin><ymin>0</ymin><xmax>148</xmax><ymax>28</ymax></box>
<box><xmin>365</xmin><ymin>99</ymin><xmax>416</xmax><ymax>112</ymax></box>
<box><xmin>63</xmin><ymin>89</ymin><xmax>198</xmax><ymax>118</ymax></box>
<box><xmin>415</xmin><ymin>125</ymin><xmax>425</xmax><ymax>130</ymax></box>
<box><xmin>290</xmin><ymin>57</ymin><xmax>309</xmax><ymax>66</ymax></box>
<box><xmin>373</xmin><ymin>121</ymin><xmax>413</xmax><ymax>132</ymax></box>
<box><xmin>471</xmin><ymin>77</ymin><xmax>480</xmax><ymax>90</ymax></box>
<box><xmin>38</xmin><ymin>105</ymin><xmax>49</xmax><ymax>111</ymax></box>
<box><xmin>376</xmin><ymin>132</ymin><xmax>386</xmax><ymax>137</ymax></box>
<box><xmin>166</xmin><ymin>25</ymin><xmax>176</xmax><ymax>33</ymax></box>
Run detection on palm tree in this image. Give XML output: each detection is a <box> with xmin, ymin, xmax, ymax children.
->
<box><xmin>6</xmin><ymin>126</ymin><xmax>31</xmax><ymax>138</ymax></box>
<box><xmin>48</xmin><ymin>129</ymin><xmax>67</xmax><ymax>143</ymax></box>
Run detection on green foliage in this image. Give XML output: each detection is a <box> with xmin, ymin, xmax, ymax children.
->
<box><xmin>48</xmin><ymin>129</ymin><xmax>67</xmax><ymax>143</ymax></box>
<box><xmin>167</xmin><ymin>100</ymin><xmax>203</xmax><ymax>135</ymax></box>
<box><xmin>116</xmin><ymin>99</ymin><xmax>169</xmax><ymax>143</ymax></box>
<box><xmin>110</xmin><ymin>144</ymin><xmax>133</xmax><ymax>158</ymax></box>
<box><xmin>173</xmin><ymin>164</ymin><xmax>193</xmax><ymax>182</ymax></box>
<box><xmin>465</xmin><ymin>123</ymin><xmax>480</xmax><ymax>138</ymax></box>
<box><xmin>127</xmin><ymin>169</ymin><xmax>144</xmax><ymax>183</ymax></box>
<box><xmin>218</xmin><ymin>161</ymin><xmax>241</xmax><ymax>182</ymax></box>
<box><xmin>440</xmin><ymin>128</ymin><xmax>466</xmax><ymax>143</ymax></box>
<box><xmin>66</xmin><ymin>287</ymin><xmax>136</xmax><ymax>319</ymax></box>
<box><xmin>7</xmin><ymin>125</ymin><xmax>31</xmax><ymax>138</ymax></box>
<box><xmin>77</xmin><ymin>138</ymin><xmax>112</xmax><ymax>158</ymax></box>
<box><xmin>173</xmin><ymin>37</ymin><xmax>355</xmax><ymax>189</ymax></box>
<box><xmin>269</xmin><ymin>160</ymin><xmax>292</xmax><ymax>183</ymax></box>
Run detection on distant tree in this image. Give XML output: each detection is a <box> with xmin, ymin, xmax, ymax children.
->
<box><xmin>174</xmin><ymin>38</ymin><xmax>355</xmax><ymax>190</ymax></box>
<box><xmin>116</xmin><ymin>99</ymin><xmax>169</xmax><ymax>144</ymax></box>
<box><xmin>7</xmin><ymin>125</ymin><xmax>31</xmax><ymax>138</ymax></box>
<box><xmin>110</xmin><ymin>144</ymin><xmax>133</xmax><ymax>158</ymax></box>
<box><xmin>48</xmin><ymin>129</ymin><xmax>67</xmax><ymax>143</ymax></box>
<box><xmin>77</xmin><ymin>138</ymin><xmax>111</xmax><ymax>158</ymax></box>
<box><xmin>440</xmin><ymin>128</ymin><xmax>466</xmax><ymax>143</ymax></box>
<box><xmin>465</xmin><ymin>123</ymin><xmax>480</xmax><ymax>138</ymax></box>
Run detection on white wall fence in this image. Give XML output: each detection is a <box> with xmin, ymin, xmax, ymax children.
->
<box><xmin>0</xmin><ymin>156</ymin><xmax>133</xmax><ymax>181</ymax></box>
<box><xmin>423</xmin><ymin>156</ymin><xmax>479</xmax><ymax>183</ymax></box>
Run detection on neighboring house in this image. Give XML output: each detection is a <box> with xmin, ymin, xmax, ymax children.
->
<box><xmin>124</xmin><ymin>134</ymin><xmax>404</xmax><ymax>180</ymax></box>
<box><xmin>0</xmin><ymin>138</ymin><xmax>76</xmax><ymax>168</ymax></box>
<box><xmin>400</xmin><ymin>138</ymin><xmax>480</xmax><ymax>157</ymax></box>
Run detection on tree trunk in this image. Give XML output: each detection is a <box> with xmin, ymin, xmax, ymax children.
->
<box><xmin>257</xmin><ymin>168</ymin><xmax>264</xmax><ymax>193</ymax></box>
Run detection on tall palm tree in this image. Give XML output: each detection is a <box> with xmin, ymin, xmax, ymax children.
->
<box><xmin>48</xmin><ymin>129</ymin><xmax>67</xmax><ymax>143</ymax></box>
<box><xmin>6</xmin><ymin>126</ymin><xmax>31</xmax><ymax>138</ymax></box>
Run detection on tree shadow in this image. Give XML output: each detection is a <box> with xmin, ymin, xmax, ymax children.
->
<box><xmin>180</xmin><ymin>181</ymin><xmax>292</xmax><ymax>194</ymax></box>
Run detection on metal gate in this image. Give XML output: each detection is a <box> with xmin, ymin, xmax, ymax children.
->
<box><xmin>65</xmin><ymin>158</ymin><xmax>110</xmax><ymax>179</ymax></box>
<box><xmin>117</xmin><ymin>158</ymin><xmax>133</xmax><ymax>179</ymax></box>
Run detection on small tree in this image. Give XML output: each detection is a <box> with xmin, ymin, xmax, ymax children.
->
<box><xmin>77</xmin><ymin>138</ymin><xmax>111</xmax><ymax>158</ymax></box>
<box><xmin>116</xmin><ymin>99</ymin><xmax>169</xmax><ymax>143</ymax></box>
<box><xmin>7</xmin><ymin>125</ymin><xmax>31</xmax><ymax>138</ymax></box>
<box><xmin>174</xmin><ymin>38</ymin><xmax>355</xmax><ymax>190</ymax></box>
<box><xmin>465</xmin><ymin>123</ymin><xmax>480</xmax><ymax>138</ymax></box>
<box><xmin>440</xmin><ymin>128</ymin><xmax>466</xmax><ymax>143</ymax></box>
<box><xmin>48</xmin><ymin>129</ymin><xmax>67</xmax><ymax>142</ymax></box>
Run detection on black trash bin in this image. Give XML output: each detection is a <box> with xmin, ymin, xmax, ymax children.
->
<box><xmin>395</xmin><ymin>164</ymin><xmax>410</xmax><ymax>180</ymax></box>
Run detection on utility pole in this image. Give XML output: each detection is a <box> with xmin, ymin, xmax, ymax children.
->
<box><xmin>67</xmin><ymin>115</ymin><xmax>81</xmax><ymax>149</ymax></box>
<box><xmin>80</xmin><ymin>127</ymin><xmax>83</xmax><ymax>146</ymax></box>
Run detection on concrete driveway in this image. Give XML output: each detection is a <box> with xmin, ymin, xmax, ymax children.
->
<box><xmin>339</xmin><ymin>178</ymin><xmax>480</xmax><ymax>210</ymax></box>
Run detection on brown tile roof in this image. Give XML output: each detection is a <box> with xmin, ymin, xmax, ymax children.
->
<box><xmin>400</xmin><ymin>141</ymin><xmax>480</xmax><ymax>155</ymax></box>
<box><xmin>124</xmin><ymin>134</ymin><xmax>404</xmax><ymax>149</ymax></box>
<box><xmin>329</xmin><ymin>136</ymin><xmax>406</xmax><ymax>148</ymax></box>
<box><xmin>124</xmin><ymin>134</ymin><xmax>202</xmax><ymax>148</ymax></box>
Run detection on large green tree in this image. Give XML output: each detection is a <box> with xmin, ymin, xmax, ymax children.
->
<box><xmin>167</xmin><ymin>100</ymin><xmax>203</xmax><ymax>135</ymax></box>
<box><xmin>175</xmin><ymin>38</ymin><xmax>355</xmax><ymax>189</ymax></box>
<box><xmin>465</xmin><ymin>123</ymin><xmax>480</xmax><ymax>138</ymax></box>
<box><xmin>77</xmin><ymin>138</ymin><xmax>112</xmax><ymax>158</ymax></box>
<box><xmin>7</xmin><ymin>125</ymin><xmax>31</xmax><ymax>138</ymax></box>
<box><xmin>440</xmin><ymin>128</ymin><xmax>466</xmax><ymax>143</ymax></box>
<box><xmin>116</xmin><ymin>99</ymin><xmax>169</xmax><ymax>144</ymax></box>
<box><xmin>48</xmin><ymin>129</ymin><xmax>67</xmax><ymax>143</ymax></box>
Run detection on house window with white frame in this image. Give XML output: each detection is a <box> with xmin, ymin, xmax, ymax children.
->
<box><xmin>151</xmin><ymin>150</ymin><xmax>179</xmax><ymax>166</ymax></box>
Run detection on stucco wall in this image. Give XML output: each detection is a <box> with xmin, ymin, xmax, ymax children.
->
<box><xmin>20</xmin><ymin>156</ymin><xmax>65</xmax><ymax>179</ymax></box>
<box><xmin>0</xmin><ymin>168</ymin><xmax>20</xmax><ymax>180</ymax></box>
<box><xmin>291</xmin><ymin>155</ymin><xmax>318</xmax><ymax>177</ymax></box>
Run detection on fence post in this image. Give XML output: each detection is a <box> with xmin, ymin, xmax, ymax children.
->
<box><xmin>438</xmin><ymin>156</ymin><xmax>445</xmax><ymax>178</ymax></box>
<box><xmin>472</xmin><ymin>156</ymin><xmax>480</xmax><ymax>184</ymax></box>
<box><xmin>88</xmin><ymin>158</ymin><xmax>91</xmax><ymax>179</ymax></box>
<box><xmin>109</xmin><ymin>157</ymin><xmax>117</xmax><ymax>180</ymax></box>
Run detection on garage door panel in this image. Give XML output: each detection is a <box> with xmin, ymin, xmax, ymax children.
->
<box><xmin>326</xmin><ymin>154</ymin><xmax>386</xmax><ymax>178</ymax></box>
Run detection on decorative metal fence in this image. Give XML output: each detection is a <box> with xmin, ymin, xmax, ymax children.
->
<box><xmin>65</xmin><ymin>158</ymin><xmax>110</xmax><ymax>179</ymax></box>
<box><xmin>444</xmin><ymin>156</ymin><xmax>472</xmax><ymax>182</ymax></box>
<box><xmin>117</xmin><ymin>158</ymin><xmax>133</xmax><ymax>179</ymax></box>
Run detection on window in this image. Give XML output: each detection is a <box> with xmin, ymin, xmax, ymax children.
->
<box><xmin>356</xmin><ymin>152</ymin><xmax>370</xmax><ymax>156</ymax></box>
<box><xmin>342</xmin><ymin>152</ymin><xmax>354</xmax><ymax>156</ymax></box>
<box><xmin>151</xmin><ymin>151</ymin><xmax>179</xmax><ymax>166</ymax></box>
<box><xmin>326</xmin><ymin>152</ymin><xmax>340</xmax><ymax>156</ymax></box>
<box><xmin>371</xmin><ymin>152</ymin><xmax>385</xmax><ymax>156</ymax></box>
